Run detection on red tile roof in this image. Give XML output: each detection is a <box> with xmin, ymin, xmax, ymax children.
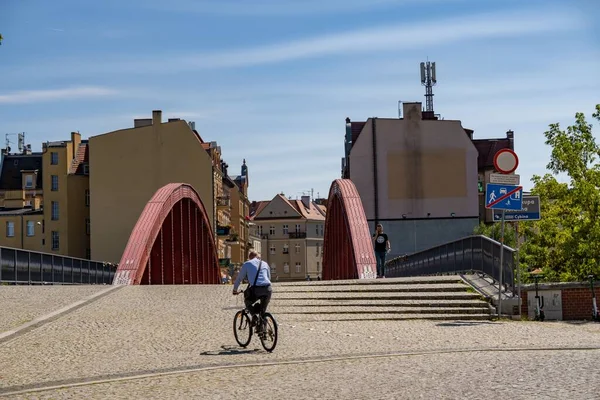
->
<box><xmin>69</xmin><ymin>142</ymin><xmax>89</xmax><ymax>174</ymax></box>
<box><xmin>249</xmin><ymin>200</ymin><xmax>269</xmax><ymax>220</ymax></box>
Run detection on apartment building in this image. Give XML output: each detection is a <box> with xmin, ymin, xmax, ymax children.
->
<box><xmin>250</xmin><ymin>194</ymin><xmax>326</xmax><ymax>281</ymax></box>
<box><xmin>0</xmin><ymin>132</ymin><xmax>90</xmax><ymax>258</ymax></box>
<box><xmin>229</xmin><ymin>161</ymin><xmax>250</xmax><ymax>266</ymax></box>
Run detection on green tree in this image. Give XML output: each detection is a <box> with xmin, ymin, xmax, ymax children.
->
<box><xmin>474</xmin><ymin>221</ymin><xmax>517</xmax><ymax>249</ymax></box>
<box><xmin>520</xmin><ymin>104</ymin><xmax>600</xmax><ymax>281</ymax></box>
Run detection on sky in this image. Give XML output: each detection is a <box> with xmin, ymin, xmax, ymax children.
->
<box><xmin>0</xmin><ymin>0</ymin><xmax>599</xmax><ymax>202</ymax></box>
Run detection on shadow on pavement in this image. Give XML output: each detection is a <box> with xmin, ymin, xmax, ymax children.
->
<box><xmin>200</xmin><ymin>345</ymin><xmax>261</xmax><ymax>356</ymax></box>
<box><xmin>436</xmin><ymin>321</ymin><xmax>502</xmax><ymax>327</ymax></box>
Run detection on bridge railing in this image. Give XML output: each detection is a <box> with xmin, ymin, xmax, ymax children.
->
<box><xmin>385</xmin><ymin>235</ymin><xmax>516</xmax><ymax>294</ymax></box>
<box><xmin>0</xmin><ymin>246</ymin><xmax>116</xmax><ymax>285</ymax></box>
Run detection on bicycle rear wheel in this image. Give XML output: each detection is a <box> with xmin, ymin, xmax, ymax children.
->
<box><xmin>233</xmin><ymin>310</ymin><xmax>252</xmax><ymax>347</ymax></box>
<box><xmin>259</xmin><ymin>312</ymin><xmax>278</xmax><ymax>352</ymax></box>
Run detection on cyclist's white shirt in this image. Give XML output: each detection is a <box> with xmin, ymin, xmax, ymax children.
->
<box><xmin>233</xmin><ymin>257</ymin><xmax>272</xmax><ymax>291</ymax></box>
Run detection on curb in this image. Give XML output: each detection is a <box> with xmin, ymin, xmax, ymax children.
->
<box><xmin>0</xmin><ymin>285</ymin><xmax>125</xmax><ymax>345</ymax></box>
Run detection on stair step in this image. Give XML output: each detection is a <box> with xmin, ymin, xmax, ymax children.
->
<box><xmin>279</xmin><ymin>313</ymin><xmax>493</xmax><ymax>322</ymax></box>
<box><xmin>275</xmin><ymin>276</ymin><xmax>462</xmax><ymax>287</ymax></box>
<box><xmin>275</xmin><ymin>283</ymin><xmax>469</xmax><ymax>293</ymax></box>
<box><xmin>273</xmin><ymin>292</ymin><xmax>483</xmax><ymax>301</ymax></box>
<box><xmin>272</xmin><ymin>306</ymin><xmax>490</xmax><ymax>315</ymax></box>
<box><xmin>271</xmin><ymin>299</ymin><xmax>489</xmax><ymax>308</ymax></box>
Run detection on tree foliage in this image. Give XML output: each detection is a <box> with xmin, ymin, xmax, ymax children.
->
<box><xmin>478</xmin><ymin>104</ymin><xmax>600</xmax><ymax>282</ymax></box>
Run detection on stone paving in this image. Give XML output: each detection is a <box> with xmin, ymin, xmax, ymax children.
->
<box><xmin>0</xmin><ymin>284</ymin><xmax>599</xmax><ymax>399</ymax></box>
<box><xmin>0</xmin><ymin>286</ymin><xmax>106</xmax><ymax>333</ymax></box>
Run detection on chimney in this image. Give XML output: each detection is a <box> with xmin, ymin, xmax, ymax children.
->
<box><xmin>403</xmin><ymin>102</ymin><xmax>422</xmax><ymax>121</ymax></box>
<box><xmin>301</xmin><ymin>195</ymin><xmax>311</xmax><ymax>209</ymax></box>
<box><xmin>134</xmin><ymin>119</ymin><xmax>152</xmax><ymax>128</ymax></box>
<box><xmin>506</xmin><ymin>130</ymin><xmax>514</xmax><ymax>150</ymax></box>
<box><xmin>152</xmin><ymin>110</ymin><xmax>162</xmax><ymax>125</ymax></box>
<box><xmin>71</xmin><ymin>131</ymin><xmax>81</xmax><ymax>157</ymax></box>
<box><xmin>25</xmin><ymin>144</ymin><xmax>32</xmax><ymax>155</ymax></box>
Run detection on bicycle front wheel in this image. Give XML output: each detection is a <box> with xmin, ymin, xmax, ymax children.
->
<box><xmin>233</xmin><ymin>310</ymin><xmax>252</xmax><ymax>347</ymax></box>
<box><xmin>259</xmin><ymin>312</ymin><xmax>278</xmax><ymax>352</ymax></box>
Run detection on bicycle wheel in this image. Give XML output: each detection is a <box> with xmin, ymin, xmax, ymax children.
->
<box><xmin>259</xmin><ymin>312</ymin><xmax>278</xmax><ymax>352</ymax></box>
<box><xmin>233</xmin><ymin>310</ymin><xmax>252</xmax><ymax>347</ymax></box>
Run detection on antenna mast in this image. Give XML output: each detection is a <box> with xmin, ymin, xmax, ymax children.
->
<box><xmin>420</xmin><ymin>60</ymin><xmax>437</xmax><ymax>112</ymax></box>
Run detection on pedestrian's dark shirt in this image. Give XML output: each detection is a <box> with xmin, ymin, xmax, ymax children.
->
<box><xmin>373</xmin><ymin>233</ymin><xmax>388</xmax><ymax>252</ymax></box>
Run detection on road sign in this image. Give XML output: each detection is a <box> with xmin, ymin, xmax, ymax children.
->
<box><xmin>485</xmin><ymin>183</ymin><xmax>523</xmax><ymax>211</ymax></box>
<box><xmin>493</xmin><ymin>195</ymin><xmax>540</xmax><ymax>221</ymax></box>
<box><xmin>490</xmin><ymin>173</ymin><xmax>520</xmax><ymax>185</ymax></box>
<box><xmin>494</xmin><ymin>149</ymin><xmax>519</xmax><ymax>174</ymax></box>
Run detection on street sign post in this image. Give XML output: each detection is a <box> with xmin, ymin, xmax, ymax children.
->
<box><xmin>485</xmin><ymin>183</ymin><xmax>524</xmax><ymax>211</ymax></box>
<box><xmin>487</xmin><ymin>149</ymin><xmax>520</xmax><ymax>319</ymax></box>
<box><xmin>493</xmin><ymin>195</ymin><xmax>540</xmax><ymax>221</ymax></box>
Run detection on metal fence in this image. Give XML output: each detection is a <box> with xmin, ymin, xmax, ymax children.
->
<box><xmin>385</xmin><ymin>235</ymin><xmax>516</xmax><ymax>293</ymax></box>
<box><xmin>0</xmin><ymin>246</ymin><xmax>116</xmax><ymax>285</ymax></box>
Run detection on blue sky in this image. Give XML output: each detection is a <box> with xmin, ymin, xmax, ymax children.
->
<box><xmin>0</xmin><ymin>0</ymin><xmax>599</xmax><ymax>202</ymax></box>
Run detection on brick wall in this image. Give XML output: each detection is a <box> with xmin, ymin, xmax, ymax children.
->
<box><xmin>520</xmin><ymin>282</ymin><xmax>598</xmax><ymax>321</ymax></box>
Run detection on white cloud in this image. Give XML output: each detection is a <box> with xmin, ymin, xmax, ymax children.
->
<box><xmin>0</xmin><ymin>86</ymin><xmax>119</xmax><ymax>104</ymax></box>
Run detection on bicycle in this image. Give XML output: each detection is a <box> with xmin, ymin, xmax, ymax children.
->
<box><xmin>232</xmin><ymin>289</ymin><xmax>278</xmax><ymax>352</ymax></box>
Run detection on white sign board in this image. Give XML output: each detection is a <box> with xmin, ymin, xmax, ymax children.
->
<box><xmin>490</xmin><ymin>173</ymin><xmax>520</xmax><ymax>185</ymax></box>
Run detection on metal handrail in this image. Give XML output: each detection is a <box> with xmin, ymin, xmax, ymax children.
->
<box><xmin>385</xmin><ymin>235</ymin><xmax>516</xmax><ymax>293</ymax></box>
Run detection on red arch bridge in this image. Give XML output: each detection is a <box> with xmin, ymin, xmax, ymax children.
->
<box><xmin>111</xmin><ymin>181</ymin><xmax>515</xmax><ymax>289</ymax></box>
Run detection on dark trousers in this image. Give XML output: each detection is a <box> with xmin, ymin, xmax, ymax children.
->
<box><xmin>245</xmin><ymin>285</ymin><xmax>272</xmax><ymax>316</ymax></box>
<box><xmin>375</xmin><ymin>251</ymin><xmax>387</xmax><ymax>277</ymax></box>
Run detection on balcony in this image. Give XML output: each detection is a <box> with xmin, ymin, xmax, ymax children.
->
<box><xmin>289</xmin><ymin>232</ymin><xmax>307</xmax><ymax>239</ymax></box>
<box><xmin>217</xmin><ymin>226</ymin><xmax>231</xmax><ymax>236</ymax></box>
<box><xmin>217</xmin><ymin>196</ymin><xmax>231</xmax><ymax>208</ymax></box>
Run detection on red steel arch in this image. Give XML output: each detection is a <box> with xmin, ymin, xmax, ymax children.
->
<box><xmin>113</xmin><ymin>183</ymin><xmax>220</xmax><ymax>285</ymax></box>
<box><xmin>322</xmin><ymin>179</ymin><xmax>376</xmax><ymax>280</ymax></box>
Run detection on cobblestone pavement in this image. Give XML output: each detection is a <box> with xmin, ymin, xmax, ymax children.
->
<box><xmin>0</xmin><ymin>286</ymin><xmax>106</xmax><ymax>333</ymax></box>
<box><xmin>1</xmin><ymin>285</ymin><xmax>599</xmax><ymax>398</ymax></box>
<box><xmin>6</xmin><ymin>349</ymin><xmax>599</xmax><ymax>399</ymax></box>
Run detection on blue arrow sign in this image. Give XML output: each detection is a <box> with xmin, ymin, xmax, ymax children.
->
<box><xmin>485</xmin><ymin>183</ymin><xmax>523</xmax><ymax>211</ymax></box>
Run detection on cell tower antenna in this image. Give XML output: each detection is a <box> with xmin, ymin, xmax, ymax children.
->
<box><xmin>420</xmin><ymin>60</ymin><xmax>437</xmax><ymax>112</ymax></box>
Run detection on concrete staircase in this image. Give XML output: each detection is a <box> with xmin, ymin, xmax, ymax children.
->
<box><xmin>270</xmin><ymin>276</ymin><xmax>493</xmax><ymax>321</ymax></box>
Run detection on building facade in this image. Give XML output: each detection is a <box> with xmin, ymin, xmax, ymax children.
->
<box><xmin>342</xmin><ymin>102</ymin><xmax>480</xmax><ymax>258</ymax></box>
<box><xmin>250</xmin><ymin>194</ymin><xmax>326</xmax><ymax>281</ymax></box>
<box><xmin>0</xmin><ymin>132</ymin><xmax>90</xmax><ymax>258</ymax></box>
<box><xmin>88</xmin><ymin>110</ymin><xmax>215</xmax><ymax>264</ymax></box>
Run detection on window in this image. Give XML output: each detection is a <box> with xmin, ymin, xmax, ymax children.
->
<box><xmin>269</xmin><ymin>225</ymin><xmax>275</xmax><ymax>235</ymax></box>
<box><xmin>51</xmin><ymin>201</ymin><xmax>59</xmax><ymax>220</ymax></box>
<box><xmin>86</xmin><ymin>248</ymin><xmax>91</xmax><ymax>260</ymax></box>
<box><xmin>25</xmin><ymin>175</ymin><xmax>34</xmax><ymax>188</ymax></box>
<box><xmin>26</xmin><ymin>221</ymin><xmax>35</xmax><ymax>236</ymax></box>
<box><xmin>51</xmin><ymin>175</ymin><xmax>59</xmax><ymax>191</ymax></box>
<box><xmin>283</xmin><ymin>244</ymin><xmax>289</xmax><ymax>254</ymax></box>
<box><xmin>270</xmin><ymin>245</ymin><xmax>276</xmax><ymax>255</ymax></box>
<box><xmin>83</xmin><ymin>164</ymin><xmax>89</xmax><ymax>175</ymax></box>
<box><xmin>86</xmin><ymin>218</ymin><xmax>91</xmax><ymax>235</ymax></box>
<box><xmin>51</xmin><ymin>231</ymin><xmax>59</xmax><ymax>250</ymax></box>
<box><xmin>51</xmin><ymin>152</ymin><xmax>58</xmax><ymax>165</ymax></box>
<box><xmin>295</xmin><ymin>224</ymin><xmax>301</xmax><ymax>233</ymax></box>
<box><xmin>282</xmin><ymin>224</ymin><xmax>288</xmax><ymax>235</ymax></box>
<box><xmin>6</xmin><ymin>221</ymin><xmax>14</xmax><ymax>237</ymax></box>
<box><xmin>320</xmin><ymin>225</ymin><xmax>324</xmax><ymax>236</ymax></box>
<box><xmin>257</xmin><ymin>225</ymin><xmax>263</xmax><ymax>235</ymax></box>
<box><xmin>295</xmin><ymin>243</ymin><xmax>300</xmax><ymax>254</ymax></box>
<box><xmin>283</xmin><ymin>263</ymin><xmax>290</xmax><ymax>274</ymax></box>
<box><xmin>316</xmin><ymin>224</ymin><xmax>319</xmax><ymax>235</ymax></box>
<box><xmin>85</xmin><ymin>190</ymin><xmax>90</xmax><ymax>206</ymax></box>
<box><xmin>295</xmin><ymin>262</ymin><xmax>301</xmax><ymax>273</ymax></box>
<box><xmin>316</xmin><ymin>244</ymin><xmax>320</xmax><ymax>256</ymax></box>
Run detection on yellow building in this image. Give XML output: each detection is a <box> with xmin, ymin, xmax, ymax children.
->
<box><xmin>88</xmin><ymin>110</ymin><xmax>215</xmax><ymax>264</ymax></box>
<box><xmin>228</xmin><ymin>160</ymin><xmax>250</xmax><ymax>266</ymax></box>
<box><xmin>0</xmin><ymin>133</ymin><xmax>90</xmax><ymax>258</ymax></box>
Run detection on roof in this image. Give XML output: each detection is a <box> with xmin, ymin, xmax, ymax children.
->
<box><xmin>472</xmin><ymin>138</ymin><xmax>513</xmax><ymax>169</ymax></box>
<box><xmin>249</xmin><ymin>200</ymin><xmax>269</xmax><ymax>220</ymax></box>
<box><xmin>351</xmin><ymin>121</ymin><xmax>366</xmax><ymax>145</ymax></box>
<box><xmin>69</xmin><ymin>142</ymin><xmax>89</xmax><ymax>174</ymax></box>
<box><xmin>0</xmin><ymin>153</ymin><xmax>43</xmax><ymax>190</ymax></box>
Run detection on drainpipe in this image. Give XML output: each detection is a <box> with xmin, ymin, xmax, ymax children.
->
<box><xmin>371</xmin><ymin>118</ymin><xmax>379</xmax><ymax>226</ymax></box>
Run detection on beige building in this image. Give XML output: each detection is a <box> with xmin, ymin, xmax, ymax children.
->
<box><xmin>342</xmin><ymin>102</ymin><xmax>480</xmax><ymax>257</ymax></box>
<box><xmin>250</xmin><ymin>194</ymin><xmax>326</xmax><ymax>281</ymax></box>
<box><xmin>0</xmin><ymin>133</ymin><xmax>90</xmax><ymax>258</ymax></box>
<box><xmin>228</xmin><ymin>162</ymin><xmax>250</xmax><ymax>266</ymax></box>
<box><xmin>89</xmin><ymin>110</ymin><xmax>215</xmax><ymax>264</ymax></box>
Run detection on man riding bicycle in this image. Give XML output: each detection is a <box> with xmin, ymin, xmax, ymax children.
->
<box><xmin>233</xmin><ymin>251</ymin><xmax>272</xmax><ymax>333</ymax></box>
